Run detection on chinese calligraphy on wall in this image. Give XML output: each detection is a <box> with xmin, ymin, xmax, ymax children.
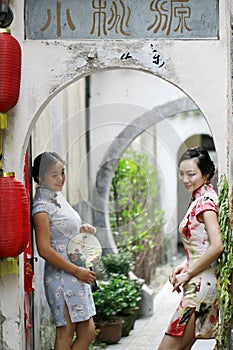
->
<box><xmin>26</xmin><ymin>0</ymin><xmax>218</xmax><ymax>40</ymax></box>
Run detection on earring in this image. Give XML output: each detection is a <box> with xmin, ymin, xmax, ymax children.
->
<box><xmin>38</xmin><ymin>178</ymin><xmax>44</xmax><ymax>188</ymax></box>
<box><xmin>204</xmin><ymin>177</ymin><xmax>208</xmax><ymax>189</ymax></box>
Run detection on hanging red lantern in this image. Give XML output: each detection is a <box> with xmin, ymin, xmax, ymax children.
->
<box><xmin>0</xmin><ymin>28</ymin><xmax>21</xmax><ymax>113</ymax></box>
<box><xmin>0</xmin><ymin>172</ymin><xmax>30</xmax><ymax>257</ymax></box>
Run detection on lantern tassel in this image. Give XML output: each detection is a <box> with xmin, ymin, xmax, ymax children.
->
<box><xmin>0</xmin><ymin>113</ymin><xmax>7</xmax><ymax>129</ymax></box>
<box><xmin>0</xmin><ymin>257</ymin><xmax>18</xmax><ymax>277</ymax></box>
<box><xmin>0</xmin><ymin>113</ymin><xmax>7</xmax><ymax>171</ymax></box>
<box><xmin>0</xmin><ymin>129</ymin><xmax>3</xmax><ymax>171</ymax></box>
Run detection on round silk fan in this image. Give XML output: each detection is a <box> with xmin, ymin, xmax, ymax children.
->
<box><xmin>67</xmin><ymin>233</ymin><xmax>102</xmax><ymax>268</ymax></box>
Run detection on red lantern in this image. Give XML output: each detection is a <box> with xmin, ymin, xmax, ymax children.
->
<box><xmin>0</xmin><ymin>172</ymin><xmax>30</xmax><ymax>257</ymax></box>
<box><xmin>0</xmin><ymin>28</ymin><xmax>21</xmax><ymax>113</ymax></box>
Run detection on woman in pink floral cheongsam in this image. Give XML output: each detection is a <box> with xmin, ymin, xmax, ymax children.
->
<box><xmin>158</xmin><ymin>147</ymin><xmax>223</xmax><ymax>350</ymax></box>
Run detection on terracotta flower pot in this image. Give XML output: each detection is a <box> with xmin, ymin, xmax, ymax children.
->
<box><xmin>121</xmin><ymin>307</ymin><xmax>139</xmax><ymax>336</ymax></box>
<box><xmin>95</xmin><ymin>319</ymin><xmax>124</xmax><ymax>344</ymax></box>
<box><xmin>121</xmin><ymin>314</ymin><xmax>136</xmax><ymax>337</ymax></box>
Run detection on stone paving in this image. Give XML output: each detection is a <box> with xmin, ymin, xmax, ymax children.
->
<box><xmin>105</xmin><ymin>281</ymin><xmax>216</xmax><ymax>350</ymax></box>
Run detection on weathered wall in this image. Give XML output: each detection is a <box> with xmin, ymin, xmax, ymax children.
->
<box><xmin>4</xmin><ymin>2</ymin><xmax>231</xmax><ymax>177</ymax></box>
<box><xmin>0</xmin><ymin>1</ymin><xmax>231</xmax><ymax>349</ymax></box>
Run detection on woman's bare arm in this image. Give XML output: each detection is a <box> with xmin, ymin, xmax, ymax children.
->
<box><xmin>33</xmin><ymin>212</ymin><xmax>96</xmax><ymax>284</ymax></box>
<box><xmin>173</xmin><ymin>210</ymin><xmax>223</xmax><ymax>291</ymax></box>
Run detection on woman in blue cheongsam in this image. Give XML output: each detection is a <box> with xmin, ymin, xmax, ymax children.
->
<box><xmin>32</xmin><ymin>151</ymin><xmax>96</xmax><ymax>350</ymax></box>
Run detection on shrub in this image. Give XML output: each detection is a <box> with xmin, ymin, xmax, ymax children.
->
<box><xmin>101</xmin><ymin>251</ymin><xmax>134</xmax><ymax>276</ymax></box>
<box><xmin>93</xmin><ymin>273</ymin><xmax>142</xmax><ymax>322</ymax></box>
<box><xmin>109</xmin><ymin>149</ymin><xmax>165</xmax><ymax>284</ymax></box>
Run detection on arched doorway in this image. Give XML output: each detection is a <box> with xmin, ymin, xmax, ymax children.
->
<box><xmin>29</xmin><ymin>69</ymin><xmax>215</xmax><ymax>349</ymax></box>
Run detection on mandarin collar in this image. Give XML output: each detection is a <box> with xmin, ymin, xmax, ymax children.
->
<box><xmin>191</xmin><ymin>183</ymin><xmax>213</xmax><ymax>201</ymax></box>
<box><xmin>36</xmin><ymin>186</ymin><xmax>58</xmax><ymax>199</ymax></box>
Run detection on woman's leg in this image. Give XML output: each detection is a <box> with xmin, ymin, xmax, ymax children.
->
<box><xmin>54</xmin><ymin>304</ymin><xmax>76</xmax><ymax>350</ymax></box>
<box><xmin>158</xmin><ymin>312</ymin><xmax>196</xmax><ymax>350</ymax></box>
<box><xmin>71</xmin><ymin>317</ymin><xmax>96</xmax><ymax>350</ymax></box>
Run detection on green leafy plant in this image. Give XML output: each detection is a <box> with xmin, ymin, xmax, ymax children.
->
<box><xmin>93</xmin><ymin>273</ymin><xmax>142</xmax><ymax>323</ymax></box>
<box><xmin>90</xmin><ymin>339</ymin><xmax>106</xmax><ymax>349</ymax></box>
<box><xmin>101</xmin><ymin>251</ymin><xmax>134</xmax><ymax>276</ymax></box>
<box><xmin>215</xmin><ymin>174</ymin><xmax>233</xmax><ymax>349</ymax></box>
<box><xmin>109</xmin><ymin>149</ymin><xmax>165</xmax><ymax>284</ymax></box>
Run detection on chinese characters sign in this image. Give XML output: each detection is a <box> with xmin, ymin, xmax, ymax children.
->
<box><xmin>26</xmin><ymin>0</ymin><xmax>219</xmax><ymax>40</ymax></box>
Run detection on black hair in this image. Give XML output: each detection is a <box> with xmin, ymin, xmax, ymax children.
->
<box><xmin>178</xmin><ymin>147</ymin><xmax>215</xmax><ymax>181</ymax></box>
<box><xmin>32</xmin><ymin>152</ymin><xmax>65</xmax><ymax>184</ymax></box>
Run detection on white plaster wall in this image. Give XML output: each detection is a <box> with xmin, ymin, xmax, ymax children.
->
<box><xmin>89</xmin><ymin>70</ymin><xmax>184</xmax><ymax>190</ymax></box>
<box><xmin>0</xmin><ymin>0</ymin><xmax>231</xmax><ymax>349</ymax></box>
<box><xmin>31</xmin><ymin>79</ymin><xmax>88</xmax><ymax>206</ymax></box>
<box><xmin>0</xmin><ymin>274</ymin><xmax>22</xmax><ymax>348</ymax></box>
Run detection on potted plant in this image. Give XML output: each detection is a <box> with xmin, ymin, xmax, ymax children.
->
<box><xmin>113</xmin><ymin>273</ymin><xmax>142</xmax><ymax>337</ymax></box>
<box><xmin>93</xmin><ymin>273</ymin><xmax>142</xmax><ymax>342</ymax></box>
<box><xmin>93</xmin><ymin>274</ymin><xmax>124</xmax><ymax>344</ymax></box>
<box><xmin>100</xmin><ymin>251</ymin><xmax>143</xmax><ymax>336</ymax></box>
<box><xmin>101</xmin><ymin>250</ymin><xmax>134</xmax><ymax>276</ymax></box>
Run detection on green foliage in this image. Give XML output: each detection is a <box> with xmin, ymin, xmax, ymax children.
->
<box><xmin>101</xmin><ymin>251</ymin><xmax>134</xmax><ymax>276</ymax></box>
<box><xmin>215</xmin><ymin>174</ymin><xmax>233</xmax><ymax>349</ymax></box>
<box><xmin>90</xmin><ymin>340</ymin><xmax>106</xmax><ymax>349</ymax></box>
<box><xmin>110</xmin><ymin>150</ymin><xmax>160</xmax><ymax>231</ymax></box>
<box><xmin>93</xmin><ymin>273</ymin><xmax>142</xmax><ymax>322</ymax></box>
<box><xmin>109</xmin><ymin>149</ymin><xmax>165</xmax><ymax>283</ymax></box>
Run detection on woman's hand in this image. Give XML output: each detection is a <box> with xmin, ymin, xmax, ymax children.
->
<box><xmin>169</xmin><ymin>263</ymin><xmax>188</xmax><ymax>293</ymax></box>
<box><xmin>169</xmin><ymin>263</ymin><xmax>187</xmax><ymax>284</ymax></box>
<box><xmin>75</xmin><ymin>266</ymin><xmax>96</xmax><ymax>284</ymax></box>
<box><xmin>80</xmin><ymin>224</ymin><xmax>96</xmax><ymax>234</ymax></box>
<box><xmin>172</xmin><ymin>271</ymin><xmax>191</xmax><ymax>293</ymax></box>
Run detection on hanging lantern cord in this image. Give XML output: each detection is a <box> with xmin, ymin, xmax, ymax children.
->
<box><xmin>0</xmin><ymin>0</ymin><xmax>13</xmax><ymax>29</ymax></box>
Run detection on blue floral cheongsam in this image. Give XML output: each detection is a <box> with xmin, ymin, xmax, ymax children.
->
<box><xmin>32</xmin><ymin>187</ymin><xmax>96</xmax><ymax>327</ymax></box>
<box><xmin>166</xmin><ymin>183</ymin><xmax>219</xmax><ymax>339</ymax></box>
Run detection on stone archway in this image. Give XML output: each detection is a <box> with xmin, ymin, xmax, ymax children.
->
<box><xmin>92</xmin><ymin>96</ymin><xmax>197</xmax><ymax>252</ymax></box>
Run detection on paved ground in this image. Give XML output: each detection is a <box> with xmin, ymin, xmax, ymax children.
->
<box><xmin>105</xmin><ymin>281</ymin><xmax>216</xmax><ymax>350</ymax></box>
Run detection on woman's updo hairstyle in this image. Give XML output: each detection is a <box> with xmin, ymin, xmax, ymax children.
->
<box><xmin>178</xmin><ymin>147</ymin><xmax>215</xmax><ymax>181</ymax></box>
<box><xmin>32</xmin><ymin>152</ymin><xmax>65</xmax><ymax>184</ymax></box>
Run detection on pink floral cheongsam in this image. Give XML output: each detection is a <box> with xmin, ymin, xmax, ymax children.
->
<box><xmin>32</xmin><ymin>187</ymin><xmax>96</xmax><ymax>327</ymax></box>
<box><xmin>166</xmin><ymin>183</ymin><xmax>219</xmax><ymax>338</ymax></box>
